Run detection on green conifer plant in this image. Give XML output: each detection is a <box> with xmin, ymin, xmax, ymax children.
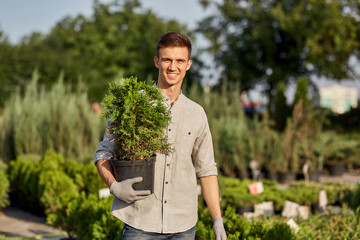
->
<box><xmin>101</xmin><ymin>76</ymin><xmax>172</xmax><ymax>161</ymax></box>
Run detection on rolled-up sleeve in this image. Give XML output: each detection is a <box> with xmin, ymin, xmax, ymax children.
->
<box><xmin>94</xmin><ymin>120</ymin><xmax>115</xmax><ymax>165</ymax></box>
<box><xmin>193</xmin><ymin>110</ymin><xmax>218</xmax><ymax>178</ymax></box>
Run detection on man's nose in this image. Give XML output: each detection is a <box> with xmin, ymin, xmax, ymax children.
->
<box><xmin>168</xmin><ymin>61</ymin><xmax>176</xmax><ymax>70</ymax></box>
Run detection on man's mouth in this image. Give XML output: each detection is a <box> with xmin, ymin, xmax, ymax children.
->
<box><xmin>167</xmin><ymin>73</ymin><xmax>178</xmax><ymax>77</ymax></box>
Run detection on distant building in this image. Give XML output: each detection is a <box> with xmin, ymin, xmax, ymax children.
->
<box><xmin>319</xmin><ymin>85</ymin><xmax>358</xmax><ymax>114</ymax></box>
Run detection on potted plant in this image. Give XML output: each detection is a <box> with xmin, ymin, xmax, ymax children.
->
<box><xmin>101</xmin><ymin>76</ymin><xmax>172</xmax><ymax>193</ymax></box>
<box><xmin>233</xmin><ymin>193</ymin><xmax>260</xmax><ymax>215</ymax></box>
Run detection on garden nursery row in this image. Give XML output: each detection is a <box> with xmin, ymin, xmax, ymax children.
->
<box><xmin>0</xmin><ymin>151</ymin><xmax>359</xmax><ymax>239</ymax></box>
<box><xmin>1</xmin><ymin>76</ymin><xmax>360</xmax><ymax>179</ymax></box>
<box><xmin>0</xmin><ymin>74</ymin><xmax>360</xmax><ymax>239</ymax></box>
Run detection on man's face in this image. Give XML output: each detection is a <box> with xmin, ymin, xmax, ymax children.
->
<box><xmin>154</xmin><ymin>47</ymin><xmax>192</xmax><ymax>88</ymax></box>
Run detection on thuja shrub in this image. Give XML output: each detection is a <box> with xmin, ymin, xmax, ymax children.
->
<box><xmin>0</xmin><ymin>70</ymin><xmax>105</xmax><ymax>163</ymax></box>
<box><xmin>101</xmin><ymin>76</ymin><xmax>172</xmax><ymax>160</ymax></box>
<box><xmin>6</xmin><ymin>151</ymin><xmax>105</xmax><ymax>214</ymax></box>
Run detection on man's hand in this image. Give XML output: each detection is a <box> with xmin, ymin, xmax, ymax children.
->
<box><xmin>213</xmin><ymin>217</ymin><xmax>227</xmax><ymax>240</ymax></box>
<box><xmin>110</xmin><ymin>177</ymin><xmax>151</xmax><ymax>203</ymax></box>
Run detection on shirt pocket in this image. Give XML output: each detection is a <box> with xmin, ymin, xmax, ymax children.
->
<box><xmin>180</xmin><ymin>130</ymin><xmax>195</xmax><ymax>157</ymax></box>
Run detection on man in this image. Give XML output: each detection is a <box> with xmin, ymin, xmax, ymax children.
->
<box><xmin>95</xmin><ymin>32</ymin><xmax>227</xmax><ymax>240</ymax></box>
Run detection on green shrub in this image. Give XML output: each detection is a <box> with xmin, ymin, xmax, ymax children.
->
<box><xmin>101</xmin><ymin>76</ymin><xmax>172</xmax><ymax>160</ymax></box>
<box><xmin>6</xmin><ymin>151</ymin><xmax>105</xmax><ymax>214</ymax></box>
<box><xmin>7</xmin><ymin>156</ymin><xmax>41</xmax><ymax>208</ymax></box>
<box><xmin>48</xmin><ymin>192</ymin><xmax>123</xmax><ymax>240</ymax></box>
<box><xmin>350</xmin><ymin>183</ymin><xmax>360</xmax><ymax>211</ymax></box>
<box><xmin>219</xmin><ymin>177</ymin><xmax>356</xmax><ymax>214</ymax></box>
<box><xmin>38</xmin><ymin>170</ymin><xmax>79</xmax><ymax>214</ymax></box>
<box><xmin>289</xmin><ymin>181</ymin><xmax>354</xmax><ymax>206</ymax></box>
<box><xmin>0</xmin><ymin>169</ymin><xmax>9</xmax><ymax>209</ymax></box>
<box><xmin>264</xmin><ymin>221</ymin><xmax>293</xmax><ymax>240</ymax></box>
<box><xmin>0</xmin><ymin>71</ymin><xmax>105</xmax><ymax>163</ymax></box>
<box><xmin>298</xmin><ymin>205</ymin><xmax>360</xmax><ymax>239</ymax></box>
<box><xmin>197</xmin><ymin>205</ymin><xmax>297</xmax><ymax>240</ymax></box>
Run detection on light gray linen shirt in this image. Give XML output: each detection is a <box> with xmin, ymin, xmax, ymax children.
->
<box><xmin>94</xmin><ymin>92</ymin><xmax>218</xmax><ymax>233</ymax></box>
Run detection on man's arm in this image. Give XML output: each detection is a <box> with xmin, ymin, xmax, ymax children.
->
<box><xmin>200</xmin><ymin>175</ymin><xmax>227</xmax><ymax>240</ymax></box>
<box><xmin>199</xmin><ymin>175</ymin><xmax>222</xmax><ymax>218</ymax></box>
<box><xmin>96</xmin><ymin>159</ymin><xmax>116</xmax><ymax>188</ymax></box>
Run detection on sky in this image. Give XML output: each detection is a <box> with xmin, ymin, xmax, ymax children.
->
<box><xmin>1</xmin><ymin>0</ymin><xmax>359</xmax><ymax>102</ymax></box>
<box><xmin>0</xmin><ymin>0</ymin><xmax>209</xmax><ymax>44</ymax></box>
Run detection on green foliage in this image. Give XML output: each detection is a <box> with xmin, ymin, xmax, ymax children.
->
<box><xmin>289</xmin><ymin>181</ymin><xmax>354</xmax><ymax>206</ymax></box>
<box><xmin>0</xmin><ymin>1</ymin><xmax>191</xmax><ymax>106</ymax></box>
<box><xmin>264</xmin><ymin>222</ymin><xmax>293</xmax><ymax>240</ymax></box>
<box><xmin>185</xmin><ymin>83</ymin><xmax>284</xmax><ymax>177</ymax></box>
<box><xmin>217</xmin><ymin>117</ymin><xmax>250</xmax><ymax>176</ymax></box>
<box><xmin>197</xmin><ymin>205</ymin><xmax>297</xmax><ymax>240</ymax></box>
<box><xmin>39</xmin><ymin>170</ymin><xmax>79</xmax><ymax>214</ymax></box>
<box><xmin>350</xmin><ymin>183</ymin><xmax>360</xmax><ymax>211</ymax></box>
<box><xmin>220</xmin><ymin>178</ymin><xmax>261</xmax><ymax>208</ymax></box>
<box><xmin>281</xmin><ymin>97</ymin><xmax>325</xmax><ymax>173</ymax></box>
<box><xmin>293</xmin><ymin>77</ymin><xmax>309</xmax><ymax>106</ymax></box>
<box><xmin>6</xmin><ymin>151</ymin><xmax>105</xmax><ymax>214</ymax></box>
<box><xmin>219</xmin><ymin>176</ymin><xmax>355</xmax><ymax>213</ymax></box>
<box><xmin>0</xmin><ymin>169</ymin><xmax>10</xmax><ymax>209</ymax></box>
<box><xmin>47</xmin><ymin>193</ymin><xmax>123</xmax><ymax>240</ymax></box>
<box><xmin>101</xmin><ymin>76</ymin><xmax>172</xmax><ymax>160</ymax></box>
<box><xmin>0</xmin><ymin>70</ymin><xmax>105</xmax><ymax>163</ymax></box>
<box><xmin>199</xmin><ymin>0</ymin><xmax>360</xmax><ymax>105</ymax></box>
<box><xmin>274</xmin><ymin>81</ymin><xmax>288</xmax><ymax>131</ymax></box>
<box><xmin>297</xmin><ymin>205</ymin><xmax>360</xmax><ymax>239</ymax></box>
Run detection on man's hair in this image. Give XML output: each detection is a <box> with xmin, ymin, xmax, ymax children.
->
<box><xmin>156</xmin><ymin>32</ymin><xmax>192</xmax><ymax>58</ymax></box>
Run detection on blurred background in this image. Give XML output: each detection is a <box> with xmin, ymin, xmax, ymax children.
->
<box><xmin>1</xmin><ymin>0</ymin><xmax>360</xmax><ymax>239</ymax></box>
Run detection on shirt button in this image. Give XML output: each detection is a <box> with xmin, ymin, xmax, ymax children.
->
<box><xmin>167</xmin><ymin>163</ymin><xmax>170</xmax><ymax>166</ymax></box>
<box><xmin>169</xmin><ymin>129</ymin><xmax>171</xmax><ymax>131</ymax></box>
<box><xmin>164</xmin><ymin>200</ymin><xmax>167</xmax><ymax>203</ymax></box>
<box><xmin>165</xmin><ymin>181</ymin><xmax>168</xmax><ymax>184</ymax></box>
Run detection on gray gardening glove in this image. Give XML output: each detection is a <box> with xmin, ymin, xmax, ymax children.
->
<box><xmin>213</xmin><ymin>217</ymin><xmax>227</xmax><ymax>240</ymax></box>
<box><xmin>110</xmin><ymin>177</ymin><xmax>151</xmax><ymax>203</ymax></box>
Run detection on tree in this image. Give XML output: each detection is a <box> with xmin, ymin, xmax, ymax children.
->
<box><xmin>0</xmin><ymin>0</ymin><xmax>196</xmax><ymax>105</ymax></box>
<box><xmin>293</xmin><ymin>77</ymin><xmax>309</xmax><ymax>106</ymax></box>
<box><xmin>0</xmin><ymin>30</ymin><xmax>18</xmax><ymax>108</ymax></box>
<box><xmin>274</xmin><ymin>81</ymin><xmax>287</xmax><ymax>131</ymax></box>
<box><xmin>198</xmin><ymin>0</ymin><xmax>360</xmax><ymax>106</ymax></box>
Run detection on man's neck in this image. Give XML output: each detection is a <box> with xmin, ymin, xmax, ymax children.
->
<box><xmin>157</xmin><ymin>82</ymin><xmax>182</xmax><ymax>104</ymax></box>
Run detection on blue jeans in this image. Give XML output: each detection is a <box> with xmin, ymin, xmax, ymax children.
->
<box><xmin>122</xmin><ymin>224</ymin><xmax>196</xmax><ymax>240</ymax></box>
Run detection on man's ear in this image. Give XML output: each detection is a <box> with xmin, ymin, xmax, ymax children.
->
<box><xmin>154</xmin><ymin>56</ymin><xmax>159</xmax><ymax>68</ymax></box>
<box><xmin>186</xmin><ymin>59</ymin><xmax>193</xmax><ymax>71</ymax></box>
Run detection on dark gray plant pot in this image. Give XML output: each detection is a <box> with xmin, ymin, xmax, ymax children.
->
<box><xmin>309</xmin><ymin>170</ymin><xmax>323</xmax><ymax>182</ymax></box>
<box><xmin>236</xmin><ymin>205</ymin><xmax>254</xmax><ymax>215</ymax></box>
<box><xmin>265</xmin><ymin>171</ymin><xmax>279</xmax><ymax>181</ymax></box>
<box><xmin>325</xmin><ymin>162</ymin><xmax>346</xmax><ymax>176</ymax></box>
<box><xmin>279</xmin><ymin>172</ymin><xmax>297</xmax><ymax>184</ymax></box>
<box><xmin>111</xmin><ymin>157</ymin><xmax>156</xmax><ymax>193</ymax></box>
